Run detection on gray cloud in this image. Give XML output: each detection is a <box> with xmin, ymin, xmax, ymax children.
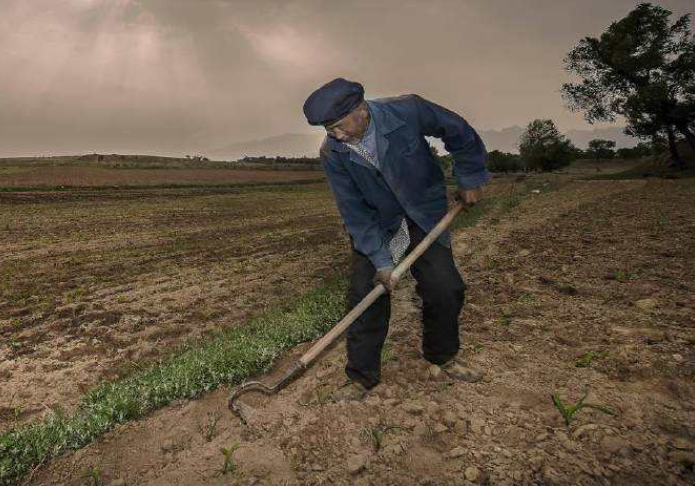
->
<box><xmin>0</xmin><ymin>0</ymin><xmax>692</xmax><ymax>156</ymax></box>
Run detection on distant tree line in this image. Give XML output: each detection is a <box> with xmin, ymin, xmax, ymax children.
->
<box><xmin>230</xmin><ymin>123</ymin><xmax>660</xmax><ymax>175</ymax></box>
<box><xmin>432</xmin><ymin>117</ymin><xmax>663</xmax><ymax>174</ymax></box>
<box><xmin>237</xmin><ymin>155</ymin><xmax>320</xmax><ymax>165</ymax></box>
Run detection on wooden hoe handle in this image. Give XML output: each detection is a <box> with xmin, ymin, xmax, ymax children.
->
<box><xmin>299</xmin><ymin>201</ymin><xmax>465</xmax><ymax>365</ymax></box>
<box><xmin>228</xmin><ymin>201</ymin><xmax>466</xmax><ymax>421</ymax></box>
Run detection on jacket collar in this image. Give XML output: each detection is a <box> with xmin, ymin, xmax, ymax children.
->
<box><xmin>329</xmin><ymin>100</ymin><xmax>405</xmax><ymax>154</ymax></box>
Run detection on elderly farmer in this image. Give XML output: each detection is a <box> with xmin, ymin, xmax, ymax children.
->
<box><xmin>303</xmin><ymin>78</ymin><xmax>490</xmax><ymax>400</ymax></box>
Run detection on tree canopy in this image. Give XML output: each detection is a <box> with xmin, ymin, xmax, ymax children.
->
<box><xmin>561</xmin><ymin>3</ymin><xmax>695</xmax><ymax>168</ymax></box>
<box><xmin>518</xmin><ymin>119</ymin><xmax>576</xmax><ymax>171</ymax></box>
<box><xmin>587</xmin><ymin>139</ymin><xmax>617</xmax><ymax>159</ymax></box>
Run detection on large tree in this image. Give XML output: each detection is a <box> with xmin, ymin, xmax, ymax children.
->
<box><xmin>587</xmin><ymin>139</ymin><xmax>617</xmax><ymax>160</ymax></box>
<box><xmin>518</xmin><ymin>119</ymin><xmax>576</xmax><ymax>172</ymax></box>
<box><xmin>561</xmin><ymin>3</ymin><xmax>695</xmax><ymax>168</ymax></box>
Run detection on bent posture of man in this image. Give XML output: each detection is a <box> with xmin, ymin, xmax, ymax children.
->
<box><xmin>303</xmin><ymin>78</ymin><xmax>490</xmax><ymax>400</ymax></box>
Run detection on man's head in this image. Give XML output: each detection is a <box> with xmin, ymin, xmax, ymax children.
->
<box><xmin>303</xmin><ymin>77</ymin><xmax>371</xmax><ymax>143</ymax></box>
<box><xmin>323</xmin><ymin>101</ymin><xmax>370</xmax><ymax>143</ymax></box>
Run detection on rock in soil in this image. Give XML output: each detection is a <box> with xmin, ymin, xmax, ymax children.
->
<box><xmin>402</xmin><ymin>402</ymin><xmax>425</xmax><ymax>415</ymax></box>
<box><xmin>464</xmin><ymin>466</ymin><xmax>482</xmax><ymax>483</ymax></box>
<box><xmin>347</xmin><ymin>453</ymin><xmax>368</xmax><ymax>475</ymax></box>
<box><xmin>635</xmin><ymin>298</ymin><xmax>658</xmax><ymax>310</ymax></box>
<box><xmin>428</xmin><ymin>364</ymin><xmax>444</xmax><ymax>380</ymax></box>
<box><xmin>447</xmin><ymin>446</ymin><xmax>466</xmax><ymax>458</ymax></box>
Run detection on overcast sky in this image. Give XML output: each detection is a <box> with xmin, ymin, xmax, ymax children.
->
<box><xmin>0</xmin><ymin>0</ymin><xmax>692</xmax><ymax>156</ymax></box>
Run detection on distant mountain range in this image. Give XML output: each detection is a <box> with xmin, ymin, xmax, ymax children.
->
<box><xmin>205</xmin><ymin>126</ymin><xmax>638</xmax><ymax>161</ymax></box>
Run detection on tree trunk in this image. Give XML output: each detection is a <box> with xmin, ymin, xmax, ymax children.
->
<box><xmin>676</xmin><ymin>123</ymin><xmax>695</xmax><ymax>155</ymax></box>
<box><xmin>666</xmin><ymin>125</ymin><xmax>684</xmax><ymax>170</ymax></box>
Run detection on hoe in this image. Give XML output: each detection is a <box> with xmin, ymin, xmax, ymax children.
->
<box><xmin>228</xmin><ymin>200</ymin><xmax>466</xmax><ymax>423</ymax></box>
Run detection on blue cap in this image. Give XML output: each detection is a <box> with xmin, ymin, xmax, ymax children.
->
<box><xmin>303</xmin><ymin>78</ymin><xmax>365</xmax><ymax>126</ymax></box>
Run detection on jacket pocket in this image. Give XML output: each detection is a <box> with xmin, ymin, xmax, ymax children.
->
<box><xmin>401</xmin><ymin>137</ymin><xmax>422</xmax><ymax>155</ymax></box>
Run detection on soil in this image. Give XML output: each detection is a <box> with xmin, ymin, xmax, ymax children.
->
<box><xmin>9</xmin><ymin>171</ymin><xmax>695</xmax><ymax>486</ymax></box>
<box><xmin>0</xmin><ymin>166</ymin><xmax>321</xmax><ymax>188</ymax></box>
<box><xmin>0</xmin><ymin>183</ymin><xmax>344</xmax><ymax>430</ymax></box>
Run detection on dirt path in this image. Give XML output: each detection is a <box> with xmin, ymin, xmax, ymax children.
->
<box><xmin>26</xmin><ymin>176</ymin><xmax>695</xmax><ymax>485</ymax></box>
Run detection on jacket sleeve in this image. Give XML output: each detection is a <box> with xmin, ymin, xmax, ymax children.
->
<box><xmin>321</xmin><ymin>152</ymin><xmax>394</xmax><ymax>271</ymax></box>
<box><xmin>411</xmin><ymin>94</ymin><xmax>491</xmax><ymax>190</ymax></box>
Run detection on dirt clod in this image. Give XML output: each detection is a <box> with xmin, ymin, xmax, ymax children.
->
<box><xmin>635</xmin><ymin>298</ymin><xmax>659</xmax><ymax>310</ymax></box>
<box><xmin>447</xmin><ymin>446</ymin><xmax>466</xmax><ymax>458</ymax></box>
<box><xmin>347</xmin><ymin>453</ymin><xmax>368</xmax><ymax>475</ymax></box>
<box><xmin>464</xmin><ymin>466</ymin><xmax>482</xmax><ymax>483</ymax></box>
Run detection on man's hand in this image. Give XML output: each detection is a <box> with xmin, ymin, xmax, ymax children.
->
<box><xmin>373</xmin><ymin>268</ymin><xmax>397</xmax><ymax>292</ymax></box>
<box><xmin>452</xmin><ymin>186</ymin><xmax>484</xmax><ymax>209</ymax></box>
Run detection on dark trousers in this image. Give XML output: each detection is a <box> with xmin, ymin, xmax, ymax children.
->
<box><xmin>345</xmin><ymin>219</ymin><xmax>466</xmax><ymax>389</ymax></box>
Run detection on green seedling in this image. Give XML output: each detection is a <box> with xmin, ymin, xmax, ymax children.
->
<box><xmin>516</xmin><ymin>293</ymin><xmax>534</xmax><ymax>303</ymax></box>
<box><xmin>472</xmin><ymin>343</ymin><xmax>484</xmax><ymax>353</ymax></box>
<box><xmin>657</xmin><ymin>212</ymin><xmax>670</xmax><ymax>230</ymax></box>
<box><xmin>615</xmin><ymin>270</ymin><xmax>636</xmax><ymax>282</ymax></box>
<box><xmin>424</xmin><ymin>421</ymin><xmax>437</xmax><ymax>439</ymax></box>
<box><xmin>484</xmin><ymin>257</ymin><xmax>496</xmax><ymax>269</ymax></box>
<box><xmin>551</xmin><ymin>391</ymin><xmax>615</xmax><ymax>428</ymax></box>
<box><xmin>497</xmin><ymin>315</ymin><xmax>511</xmax><ymax>327</ymax></box>
<box><xmin>9</xmin><ymin>339</ymin><xmax>22</xmax><ymax>351</ymax></box>
<box><xmin>65</xmin><ymin>287</ymin><xmax>86</xmax><ymax>304</ymax></box>
<box><xmin>315</xmin><ymin>384</ymin><xmax>332</xmax><ymax>405</ymax></box>
<box><xmin>499</xmin><ymin>194</ymin><xmax>522</xmax><ymax>212</ymax></box>
<box><xmin>575</xmin><ymin>350</ymin><xmax>609</xmax><ymax>368</ymax></box>
<box><xmin>11</xmin><ymin>406</ymin><xmax>22</xmax><ymax>424</ymax></box>
<box><xmin>221</xmin><ymin>442</ymin><xmax>241</xmax><ymax>475</ymax></box>
<box><xmin>364</xmin><ymin>424</ymin><xmax>403</xmax><ymax>451</ymax></box>
<box><xmin>83</xmin><ymin>466</ymin><xmax>102</xmax><ymax>486</ymax></box>
<box><xmin>381</xmin><ymin>343</ymin><xmax>397</xmax><ymax>363</ymax></box>
<box><xmin>196</xmin><ymin>412</ymin><xmax>222</xmax><ymax>442</ymax></box>
<box><xmin>371</xmin><ymin>426</ymin><xmax>385</xmax><ymax>451</ymax></box>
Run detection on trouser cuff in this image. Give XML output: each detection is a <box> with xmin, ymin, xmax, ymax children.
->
<box><xmin>345</xmin><ymin>367</ymin><xmax>380</xmax><ymax>390</ymax></box>
<box><xmin>424</xmin><ymin>351</ymin><xmax>459</xmax><ymax>366</ymax></box>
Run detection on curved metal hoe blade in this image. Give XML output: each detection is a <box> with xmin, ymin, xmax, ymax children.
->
<box><xmin>228</xmin><ymin>361</ymin><xmax>306</xmax><ymax>424</ymax></box>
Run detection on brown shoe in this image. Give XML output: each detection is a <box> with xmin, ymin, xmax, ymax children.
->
<box><xmin>440</xmin><ymin>361</ymin><xmax>483</xmax><ymax>383</ymax></box>
<box><xmin>331</xmin><ymin>380</ymin><xmax>368</xmax><ymax>402</ymax></box>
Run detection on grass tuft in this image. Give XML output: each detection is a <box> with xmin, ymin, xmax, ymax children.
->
<box><xmin>575</xmin><ymin>350</ymin><xmax>609</xmax><ymax>368</ymax></box>
<box><xmin>450</xmin><ymin>199</ymin><xmax>494</xmax><ymax>231</ymax></box>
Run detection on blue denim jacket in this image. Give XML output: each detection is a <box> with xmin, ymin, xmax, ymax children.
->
<box><xmin>320</xmin><ymin>94</ymin><xmax>490</xmax><ymax>270</ymax></box>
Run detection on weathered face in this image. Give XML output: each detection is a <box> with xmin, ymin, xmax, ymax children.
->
<box><xmin>324</xmin><ymin>102</ymin><xmax>370</xmax><ymax>144</ymax></box>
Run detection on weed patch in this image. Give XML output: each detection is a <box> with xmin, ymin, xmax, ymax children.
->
<box><xmin>381</xmin><ymin>343</ymin><xmax>397</xmax><ymax>364</ymax></box>
<box><xmin>450</xmin><ymin>199</ymin><xmax>494</xmax><ymax>231</ymax></box>
<box><xmin>0</xmin><ymin>276</ymin><xmax>346</xmax><ymax>486</ymax></box>
<box><xmin>575</xmin><ymin>350</ymin><xmax>609</xmax><ymax>368</ymax></box>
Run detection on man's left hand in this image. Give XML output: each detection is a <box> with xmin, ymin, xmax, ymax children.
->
<box><xmin>453</xmin><ymin>187</ymin><xmax>484</xmax><ymax>208</ymax></box>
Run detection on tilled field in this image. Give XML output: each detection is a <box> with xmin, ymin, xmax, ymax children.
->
<box><xmin>20</xmin><ymin>174</ymin><xmax>695</xmax><ymax>486</ymax></box>
<box><xmin>0</xmin><ymin>166</ymin><xmax>322</xmax><ymax>188</ymax></box>
<box><xmin>0</xmin><ymin>183</ymin><xmax>343</xmax><ymax>430</ymax></box>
